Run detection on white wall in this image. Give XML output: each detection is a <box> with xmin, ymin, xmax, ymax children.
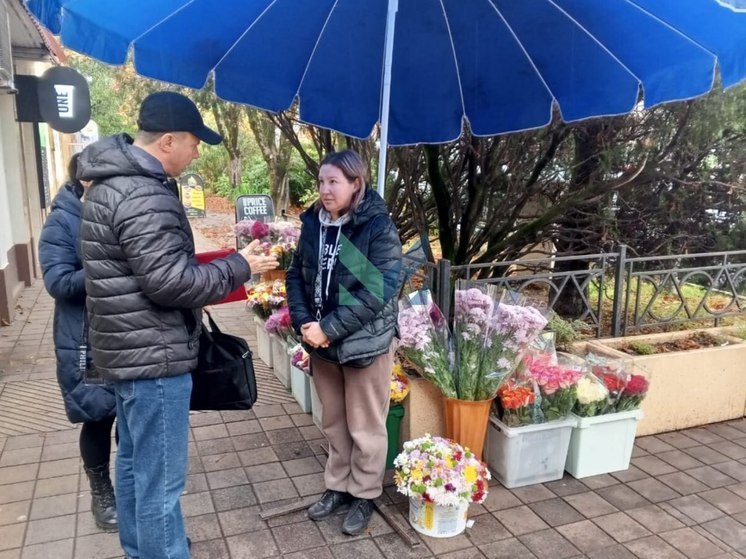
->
<box><xmin>0</xmin><ymin>93</ymin><xmax>17</xmax><ymax>268</ymax></box>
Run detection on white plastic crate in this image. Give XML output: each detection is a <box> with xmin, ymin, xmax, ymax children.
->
<box><xmin>565</xmin><ymin>410</ymin><xmax>643</xmax><ymax>479</ymax></box>
<box><xmin>290</xmin><ymin>365</ymin><xmax>312</xmax><ymax>413</ymax></box>
<box><xmin>486</xmin><ymin>416</ymin><xmax>575</xmax><ymax>488</ymax></box>
<box><xmin>253</xmin><ymin>316</ymin><xmax>273</xmax><ymax>367</ymax></box>
<box><xmin>270</xmin><ymin>335</ymin><xmax>290</xmax><ymax>389</ymax></box>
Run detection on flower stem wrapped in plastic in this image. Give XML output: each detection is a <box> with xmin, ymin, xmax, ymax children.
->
<box><xmin>497</xmin><ymin>380</ymin><xmax>537</xmax><ymax>427</ymax></box>
<box><xmin>453</xmin><ymin>282</ymin><xmax>548</xmax><ymax>401</ymax></box>
<box><xmin>397</xmin><ymin>291</ymin><xmax>456</xmax><ymax>398</ymax></box>
<box><xmin>586</xmin><ymin>353</ymin><xmax>633</xmax><ymax>412</ymax></box>
<box><xmin>526</xmin><ymin>354</ymin><xmax>584</xmax><ymax>421</ymax></box>
<box><xmin>290</xmin><ymin>344</ymin><xmax>310</xmax><ymax>374</ymax></box>
<box><xmin>617</xmin><ymin>373</ymin><xmax>650</xmax><ymax>411</ymax></box>
<box><xmin>573</xmin><ymin>374</ymin><xmax>609</xmax><ymax>417</ymax></box>
<box><xmin>391</xmin><ymin>362</ymin><xmax>411</xmax><ymax>404</ymax></box>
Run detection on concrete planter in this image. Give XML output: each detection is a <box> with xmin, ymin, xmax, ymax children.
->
<box><xmin>253</xmin><ymin>316</ymin><xmax>273</xmax><ymax>367</ymax></box>
<box><xmin>578</xmin><ymin>328</ymin><xmax>745</xmax><ymax>436</ymax></box>
<box><xmin>270</xmin><ymin>335</ymin><xmax>290</xmax><ymax>389</ymax></box>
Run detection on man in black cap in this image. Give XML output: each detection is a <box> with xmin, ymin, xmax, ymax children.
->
<box><xmin>77</xmin><ymin>91</ymin><xmax>278</xmax><ymax>559</ymax></box>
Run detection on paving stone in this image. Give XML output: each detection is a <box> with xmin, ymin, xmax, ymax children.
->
<box><xmin>610</xmin><ymin>465</ymin><xmax>649</xmax><ymax>484</ymax></box>
<box><xmin>185</xmin><ymin>473</ymin><xmax>209</xmax><ymax>494</ymax></box>
<box><xmin>237</xmin><ymin>446</ymin><xmax>279</xmax><ymax>467</ymax></box>
<box><xmin>373</xmin><ymin>533</ymin><xmax>432</xmax><ymax>559</ymax></box>
<box><xmin>624</xmin><ymin>535</ymin><xmax>687</xmax><ymax>559</ymax></box>
<box><xmin>686</xmin><ymin>428</ymin><xmax>727</xmax><ymax>445</ymax></box>
<box><xmin>253</xmin><ymin>405</ymin><xmax>287</xmax><ymax>418</ymax></box>
<box><xmin>218</xmin><ymin>505</ymin><xmax>267</xmax><ymax>536</ymax></box>
<box><xmin>479</xmin><ymin>537</ymin><xmax>537</xmax><ymax>559</ymax></box>
<box><xmin>291</xmin><ymin>414</ymin><xmax>315</xmax><ymax>428</ymax></box>
<box><xmin>300</xmin><ymin>426</ymin><xmax>325</xmax><ymax>441</ymax></box>
<box><xmin>528</xmin><ymin>498</ymin><xmax>585</xmax><ymax>527</ymax></box>
<box><xmin>196</xmin><ymin>437</ymin><xmax>236</xmax><ymax>457</ymax></box>
<box><xmin>259</xmin><ymin>415</ymin><xmax>295</xmax><ymax>431</ymax></box>
<box><xmin>221</xmin><ymin>409</ymin><xmax>256</xmax><ymax>423</ymax></box>
<box><xmin>37</xmin><ymin>458</ymin><xmax>78</xmax><ymax>479</ymax></box>
<box><xmin>201</xmin><ymin>452</ymin><xmax>242</xmax><ymax>473</ymax></box>
<box><xmin>0</xmin><ymin>464</ymin><xmax>38</xmax><ymax>485</ymax></box>
<box><xmin>232</xmin><ymin>433</ymin><xmax>271</xmax><ymax>452</ymax></box>
<box><xmin>226</xmin><ymin>529</ymin><xmax>279</xmax><ymax>558</ymax></box>
<box><xmin>437</xmin><ymin>548</ymin><xmax>486</xmax><ymax>559</ymax></box>
<box><xmin>510</xmin><ymin>485</ymin><xmax>556</xmax><ymax>504</ymax></box>
<box><xmin>265</xmin><ymin>427</ymin><xmax>304</xmax><ymax>445</ymax></box>
<box><xmin>635</xmin><ymin>437</ymin><xmax>677</xmax><ymax>454</ymax></box>
<box><xmin>292</xmin><ymin>472</ymin><xmax>326</xmax><ymax>497</ymax></box>
<box><xmin>0</xmin><ymin>481</ymin><xmax>33</xmax><ymax>504</ymax></box>
<box><xmin>710</xmin><ymin>441</ymin><xmax>746</xmax><ymax>461</ymax></box>
<box><xmin>24</xmin><ymin>513</ymin><xmax>76</xmax><ymax>545</ymax></box>
<box><xmin>331</xmin><ymin>538</ymin><xmax>387</xmax><ymax>559</ymax></box>
<box><xmin>274</xmin><ymin>441</ymin><xmax>315</xmax><ymax>461</ymax></box>
<box><xmin>40</xmin><ymin>442</ymin><xmax>79</xmax><ymax>462</ymax></box>
<box><xmin>683</xmin><ymin>445</ymin><xmax>731</xmax><ymax>466</ymax></box>
<box><xmin>29</xmin><ymin>493</ymin><xmax>77</xmax><ymax>520</ymax></box>
<box><xmin>192</xmin><ymin>423</ymin><xmax>231</xmax><ymax>441</ymax></box>
<box><xmin>0</xmin><ymin>523</ymin><xmax>24</xmax><ymax>551</ymax></box>
<box><xmin>0</xmin><ymin>447</ymin><xmax>42</xmax><ymax>467</ymax></box>
<box><xmin>701</xmin><ymin>516</ymin><xmax>746</xmax><ymax>552</ymax></box>
<box><xmin>556</xmin><ymin>520</ymin><xmax>617</xmax><ymax>553</ymax></box>
<box><xmin>581</xmin><ymin>474</ymin><xmax>619</xmax><ymax>491</ymax></box>
<box><xmin>626</xmin><ymin>478</ymin><xmax>681</xmax><ymax>503</ymax></box>
<box><xmin>713</xmin><ymin>461</ymin><xmax>746</xmax><ymax>482</ymax></box>
<box><xmin>227</xmin><ymin>420</ymin><xmax>262</xmax><ymax>437</ymax></box>
<box><xmin>283</xmin><ymin>457</ymin><xmax>324</xmax><ymax>477</ymax></box>
<box><xmin>420</xmin><ymin>532</ymin><xmax>474</xmax><ymax>556</ymax></box>
<box><xmin>586</xmin><ymin>543</ymin><xmax>636</xmax><ymax>559</ymax></box>
<box><xmin>592</xmin><ymin>512</ymin><xmax>651</xmax><ymax>543</ymax></box>
<box><xmin>659</xmin><ymin>527</ymin><xmax>727</xmax><ymax>559</ymax></box>
<box><xmin>253</xmin><ymin>478</ymin><xmax>299</xmax><ymax>504</ymax></box>
<box><xmin>72</xmin><ymin>531</ymin><xmax>122</xmax><ymax>559</ymax></box>
<box><xmin>656</xmin><ymin>471</ymin><xmax>711</xmax><ymax>495</ymax></box>
<box><xmin>656</xmin><ymin>501</ymin><xmax>698</xmax><ymax>527</ymax></box>
<box><xmin>494</xmin><ymin>505</ymin><xmax>549</xmax><ymax>536</ymax></box>
<box><xmin>21</xmin><ymin>539</ymin><xmax>73</xmax><ymax>559</ymax></box>
<box><xmin>272</xmin><ymin>521</ymin><xmax>326</xmax><ymax>554</ymax></box>
<box><xmin>190</xmin><ymin>538</ymin><xmax>231</xmax><ymax>559</ymax></box>
<box><xmin>563</xmin><ymin>492</ymin><xmax>618</xmax><ymax>518</ymax></box>
<box><xmin>699</xmin><ymin>488</ymin><xmax>746</xmax><ymax>515</ymax></box>
<box><xmin>518</xmin><ymin>528</ymin><xmax>580</xmax><ymax>559</ymax></box>
<box><xmin>481</xmin><ymin>487</ymin><xmax>522</xmax><ymax>512</ymax></box>
<box><xmin>655</xmin><ymin>432</ymin><xmax>700</xmax><ymax>450</ymax></box>
<box><xmin>245</xmin><ymin>462</ymin><xmax>288</xmax><ymax>483</ymax></box>
<box><xmin>667</xmin><ymin>495</ymin><xmax>726</xmax><ymax>523</ymax></box>
<box><xmin>595</xmin><ymin>484</ymin><xmax>651</xmax><ymax>510</ymax></box>
<box><xmin>686</xmin><ymin>465</ymin><xmax>738</xmax><ymax>488</ymax></box>
<box><xmin>657</xmin><ymin>449</ymin><xmax>705</xmax><ymax>470</ymax></box>
<box><xmin>188</xmin><ymin>455</ymin><xmax>205</xmax><ymax>474</ymax></box>
<box><xmin>625</xmin><ymin>505</ymin><xmax>686</xmax><ymax>533</ymax></box>
<box><xmin>181</xmin><ymin>491</ymin><xmax>216</xmax><ymax>517</ymax></box>
<box><xmin>35</xmin><ymin>474</ymin><xmax>78</xmax><ymax>498</ymax></box>
<box><xmin>3</xmin><ymin>434</ymin><xmax>44</xmax><ymax>451</ymax></box>
<box><xmin>631</xmin><ymin>455</ymin><xmax>678</xmax><ymax>476</ymax></box>
<box><xmin>189</xmin><ymin>412</ymin><xmax>224</xmax><ymax>427</ymax></box>
<box><xmin>207</xmin><ymin>467</ymin><xmax>249</xmax><ymax>490</ymax></box>
<box><xmin>465</xmin><ymin>513</ymin><xmax>511</xmax><ymax>545</ymax></box>
<box><xmin>283</xmin><ymin>547</ymin><xmax>337</xmax><ymax>559</ymax></box>
<box><xmin>211</xmin><ymin>484</ymin><xmax>257</xmax><ymax>512</ymax></box>
<box><xmin>706</xmin><ymin>424</ymin><xmax>746</xmax><ymax>441</ymax></box>
<box><xmin>543</xmin><ymin>476</ymin><xmax>588</xmax><ymax>497</ymax></box>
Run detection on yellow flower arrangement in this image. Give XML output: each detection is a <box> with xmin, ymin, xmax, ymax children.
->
<box><xmin>390</xmin><ymin>362</ymin><xmax>411</xmax><ymax>404</ymax></box>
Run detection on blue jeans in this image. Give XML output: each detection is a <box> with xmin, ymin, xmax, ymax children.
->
<box><xmin>115</xmin><ymin>374</ymin><xmax>192</xmax><ymax>559</ymax></box>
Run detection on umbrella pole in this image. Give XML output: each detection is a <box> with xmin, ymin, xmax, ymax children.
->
<box><xmin>377</xmin><ymin>0</ymin><xmax>398</xmax><ymax>198</ymax></box>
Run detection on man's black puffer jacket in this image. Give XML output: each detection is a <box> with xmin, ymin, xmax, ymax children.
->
<box><xmin>78</xmin><ymin>134</ymin><xmax>252</xmax><ymax>380</ymax></box>
<box><xmin>286</xmin><ymin>187</ymin><xmax>402</xmax><ymax>365</ymax></box>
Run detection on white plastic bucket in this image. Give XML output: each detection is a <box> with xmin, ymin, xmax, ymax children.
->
<box><xmin>408</xmin><ymin>497</ymin><xmax>468</xmax><ymax>538</ymax></box>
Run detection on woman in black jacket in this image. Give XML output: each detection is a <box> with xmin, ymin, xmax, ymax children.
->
<box><xmin>286</xmin><ymin>150</ymin><xmax>402</xmax><ymax>535</ymax></box>
<box><xmin>38</xmin><ymin>154</ymin><xmax>118</xmax><ymax>532</ymax></box>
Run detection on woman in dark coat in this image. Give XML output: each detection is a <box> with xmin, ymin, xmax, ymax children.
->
<box><xmin>286</xmin><ymin>150</ymin><xmax>402</xmax><ymax>536</ymax></box>
<box><xmin>38</xmin><ymin>154</ymin><xmax>117</xmax><ymax>532</ymax></box>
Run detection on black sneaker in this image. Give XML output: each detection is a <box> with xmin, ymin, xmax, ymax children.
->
<box><xmin>341</xmin><ymin>498</ymin><xmax>375</xmax><ymax>536</ymax></box>
<box><xmin>308</xmin><ymin>490</ymin><xmax>351</xmax><ymax>520</ymax></box>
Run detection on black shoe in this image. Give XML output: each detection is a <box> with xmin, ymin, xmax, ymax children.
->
<box><xmin>308</xmin><ymin>490</ymin><xmax>351</xmax><ymax>520</ymax></box>
<box><xmin>341</xmin><ymin>498</ymin><xmax>375</xmax><ymax>536</ymax></box>
<box><xmin>187</xmin><ymin>537</ymin><xmax>191</xmax><ymax>551</ymax></box>
<box><xmin>84</xmin><ymin>464</ymin><xmax>118</xmax><ymax>532</ymax></box>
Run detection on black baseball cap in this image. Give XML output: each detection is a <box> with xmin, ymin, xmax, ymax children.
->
<box><xmin>137</xmin><ymin>91</ymin><xmax>223</xmax><ymax>145</ymax></box>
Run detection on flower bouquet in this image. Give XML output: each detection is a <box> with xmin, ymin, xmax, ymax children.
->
<box><xmin>246</xmin><ymin>280</ymin><xmax>286</xmax><ymax>319</ymax></box>
<box><xmin>265</xmin><ymin>307</ymin><xmax>293</xmax><ymax>341</ymax></box>
<box><xmin>525</xmin><ymin>354</ymin><xmax>584</xmax><ymax>421</ymax></box>
<box><xmin>496</xmin><ymin>380</ymin><xmax>536</xmax><ymax>427</ymax></box>
<box><xmin>235</xmin><ymin>219</ymin><xmax>300</xmax><ymax>269</ymax></box>
<box><xmin>574</xmin><ymin>375</ymin><xmax>610</xmax><ymax>417</ymax></box>
<box><xmin>617</xmin><ymin>373</ymin><xmax>649</xmax><ymax>411</ymax></box>
<box><xmin>291</xmin><ymin>344</ymin><xmax>310</xmax><ymax>375</ymax></box>
<box><xmin>391</xmin><ymin>362</ymin><xmax>411</xmax><ymax>404</ymax></box>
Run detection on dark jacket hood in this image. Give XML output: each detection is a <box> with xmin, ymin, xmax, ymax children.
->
<box><xmin>77</xmin><ymin>133</ymin><xmax>167</xmax><ymax>183</ymax></box>
<box><xmin>50</xmin><ymin>181</ymin><xmax>84</xmax><ymax>217</ymax></box>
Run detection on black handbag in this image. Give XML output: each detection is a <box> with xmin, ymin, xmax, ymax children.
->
<box><xmin>190</xmin><ymin>311</ymin><xmax>258</xmax><ymax>411</ymax></box>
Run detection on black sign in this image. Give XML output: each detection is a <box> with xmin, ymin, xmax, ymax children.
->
<box><xmin>15</xmin><ymin>67</ymin><xmax>91</xmax><ymax>134</ymax></box>
<box><xmin>235</xmin><ymin>195</ymin><xmax>274</xmax><ymax>223</ymax></box>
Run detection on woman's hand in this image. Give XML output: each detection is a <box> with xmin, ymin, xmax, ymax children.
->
<box><xmin>301</xmin><ymin>322</ymin><xmax>330</xmax><ymax>349</ymax></box>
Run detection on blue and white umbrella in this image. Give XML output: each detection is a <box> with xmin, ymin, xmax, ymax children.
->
<box><xmin>27</xmin><ymin>0</ymin><xmax>746</xmax><ymax>195</ymax></box>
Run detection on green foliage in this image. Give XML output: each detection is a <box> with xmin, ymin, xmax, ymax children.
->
<box><xmin>546</xmin><ymin>312</ymin><xmax>591</xmax><ymax>350</ymax></box>
<box><xmin>629</xmin><ymin>341</ymin><xmax>655</xmax><ymax>355</ymax></box>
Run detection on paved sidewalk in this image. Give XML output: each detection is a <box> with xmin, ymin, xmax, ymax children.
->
<box><xmin>0</xmin><ymin>227</ymin><xmax>745</xmax><ymax>557</ymax></box>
